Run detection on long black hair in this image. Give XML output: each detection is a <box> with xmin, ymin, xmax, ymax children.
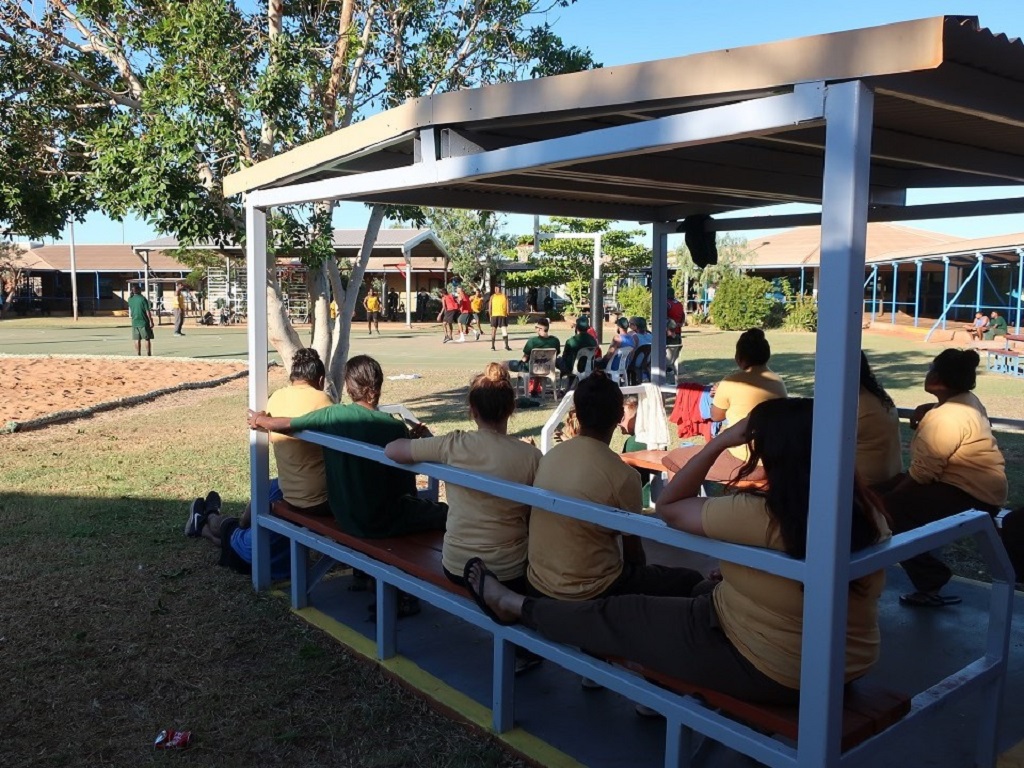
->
<box><xmin>859</xmin><ymin>351</ymin><xmax>894</xmax><ymax>410</ymax></box>
<box><xmin>732</xmin><ymin>397</ymin><xmax>887</xmax><ymax>559</ymax></box>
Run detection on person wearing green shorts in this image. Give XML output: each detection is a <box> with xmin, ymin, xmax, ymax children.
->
<box><xmin>127</xmin><ymin>284</ymin><xmax>154</xmax><ymax>356</ymax></box>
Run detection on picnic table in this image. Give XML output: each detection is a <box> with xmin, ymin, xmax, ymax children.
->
<box><xmin>985</xmin><ymin>333</ymin><xmax>1024</xmax><ymax>377</ymax></box>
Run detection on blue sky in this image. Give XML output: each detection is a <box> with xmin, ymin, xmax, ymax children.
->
<box><xmin>60</xmin><ymin>1</ymin><xmax>1024</xmax><ymax>245</ymax></box>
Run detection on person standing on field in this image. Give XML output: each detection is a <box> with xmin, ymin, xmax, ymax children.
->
<box><xmin>489</xmin><ymin>285</ymin><xmax>512</xmax><ymax>352</ymax></box>
<box><xmin>363</xmin><ymin>288</ymin><xmax>382</xmax><ymax>335</ymax></box>
<box><xmin>128</xmin><ymin>284</ymin><xmax>154</xmax><ymax>356</ymax></box>
<box><xmin>173</xmin><ymin>282</ymin><xmax>186</xmax><ymax>336</ymax></box>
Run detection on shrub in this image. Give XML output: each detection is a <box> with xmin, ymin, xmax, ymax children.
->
<box><xmin>710</xmin><ymin>274</ymin><xmax>776</xmax><ymax>330</ymax></box>
<box><xmin>616</xmin><ymin>284</ymin><xmax>652</xmax><ymax>322</ymax></box>
<box><xmin>783</xmin><ymin>294</ymin><xmax>818</xmax><ymax>332</ymax></box>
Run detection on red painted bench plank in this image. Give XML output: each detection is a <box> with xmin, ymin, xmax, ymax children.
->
<box><xmin>270</xmin><ymin>500</ymin><xmax>466</xmax><ymax>597</ymax></box>
<box><xmin>610</xmin><ymin>657</ymin><xmax>910</xmax><ymax>751</ymax></box>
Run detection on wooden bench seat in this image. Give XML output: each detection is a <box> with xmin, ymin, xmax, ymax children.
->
<box><xmin>609</xmin><ymin>657</ymin><xmax>911</xmax><ymax>752</ymax></box>
<box><xmin>270</xmin><ymin>500</ymin><xmax>466</xmax><ymax>598</ymax></box>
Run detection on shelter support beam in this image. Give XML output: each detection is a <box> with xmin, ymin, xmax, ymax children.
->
<box><xmin>975</xmin><ymin>253</ymin><xmax>984</xmax><ymax>314</ymax></box>
<box><xmin>711</xmin><ymin>196</ymin><xmax>1024</xmax><ymax>231</ymax></box>
<box><xmin>249</xmin><ymin>86</ymin><xmax>827</xmax><ymax>209</ymax></box>
<box><xmin>800</xmin><ymin>80</ymin><xmax>874</xmax><ymax>768</ymax></box>
<box><xmin>1017</xmin><ymin>250</ymin><xmax>1024</xmax><ymax>334</ymax></box>
<box><xmin>246</xmin><ymin>202</ymin><xmax>271</xmax><ymax>591</ymax></box>
<box><xmin>404</xmin><ymin>248</ymin><xmax>412</xmax><ymax>328</ymax></box>
<box><xmin>891</xmin><ymin>262</ymin><xmax>899</xmax><ymax>325</ymax></box>
<box><xmin>914</xmin><ymin>260</ymin><xmax>923</xmax><ymax>327</ymax></box>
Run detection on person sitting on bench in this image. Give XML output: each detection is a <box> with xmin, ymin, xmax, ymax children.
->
<box><xmin>188</xmin><ymin>348</ymin><xmax>334</xmax><ymax>578</ymax></box>
<box><xmin>964</xmin><ymin>311</ymin><xmax>989</xmax><ymax>341</ymax></box>
<box><xmin>983</xmin><ymin>310</ymin><xmax>1008</xmax><ymax>341</ymax></box>
<box><xmin>466</xmin><ymin>397</ymin><xmax>891</xmax><ymax>705</ymax></box>
<box><xmin>248</xmin><ymin>354</ymin><xmax>447</xmax><ymax>616</ymax></box>
<box><xmin>385</xmin><ymin>363</ymin><xmax>541</xmax><ymax>592</ymax></box>
<box><xmin>876</xmin><ymin>348</ymin><xmax>1007</xmax><ymax>608</ymax></box>
<box><xmin>524</xmin><ymin>372</ymin><xmax>707</xmax><ymax>606</ymax></box>
<box><xmin>662</xmin><ymin>328</ymin><xmax>787</xmax><ymax>482</ymax></box>
<box><xmin>248</xmin><ymin>354</ymin><xmax>447</xmax><ymax>539</ymax></box>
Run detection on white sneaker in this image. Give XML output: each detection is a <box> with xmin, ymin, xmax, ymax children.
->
<box><xmin>458</xmin><ymin>334</ymin><xmax>466</xmax><ymax>342</ymax></box>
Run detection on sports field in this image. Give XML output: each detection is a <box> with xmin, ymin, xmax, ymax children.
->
<box><xmin>0</xmin><ymin>314</ymin><xmax>1021</xmax><ymax>766</ymax></box>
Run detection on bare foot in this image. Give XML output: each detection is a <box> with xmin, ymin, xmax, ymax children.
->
<box><xmin>465</xmin><ymin>559</ymin><xmax>525</xmax><ymax>624</ymax></box>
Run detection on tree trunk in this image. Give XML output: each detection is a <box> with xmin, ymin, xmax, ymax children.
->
<box><xmin>307</xmin><ymin>262</ymin><xmax>331</xmax><ymax>363</ymax></box>
<box><xmin>327</xmin><ymin>204</ymin><xmax>385</xmax><ymax>391</ymax></box>
<box><xmin>266</xmin><ymin>268</ymin><xmax>302</xmax><ymax>374</ymax></box>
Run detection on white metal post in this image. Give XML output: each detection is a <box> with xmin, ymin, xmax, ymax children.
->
<box><xmin>69</xmin><ymin>219</ymin><xmax>79</xmax><ymax>321</ymax></box>
<box><xmin>591</xmin><ymin>234</ymin><xmax>603</xmax><ymax>344</ymax></box>
<box><xmin>798</xmin><ymin>80</ymin><xmax>874</xmax><ymax>768</ymax></box>
<box><xmin>651</xmin><ymin>223</ymin><xmax>671</xmax><ymax>386</ymax></box>
<box><xmin>246</xmin><ymin>202</ymin><xmax>272</xmax><ymax>591</ymax></box>
<box><xmin>404</xmin><ymin>248</ymin><xmax>413</xmax><ymax>328</ymax></box>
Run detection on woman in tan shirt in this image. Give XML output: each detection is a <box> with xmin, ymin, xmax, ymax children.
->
<box><xmin>465</xmin><ymin>398</ymin><xmax>890</xmax><ymax>704</ymax></box>
<box><xmin>663</xmin><ymin>328</ymin><xmax>787</xmax><ymax>481</ymax></box>
<box><xmin>880</xmin><ymin>348</ymin><xmax>1007</xmax><ymax>608</ymax></box>
<box><xmin>856</xmin><ymin>351</ymin><xmax>903</xmax><ymax>486</ymax></box>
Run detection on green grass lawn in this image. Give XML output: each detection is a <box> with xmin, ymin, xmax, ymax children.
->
<box><xmin>0</xmin><ymin>317</ymin><xmax>1021</xmax><ymax>765</ymax></box>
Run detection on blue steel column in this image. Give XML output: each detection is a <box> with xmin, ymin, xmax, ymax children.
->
<box><xmin>870</xmin><ymin>264</ymin><xmax>878</xmax><ymax>321</ymax></box>
<box><xmin>941</xmin><ymin>257</ymin><xmax>950</xmax><ymax>330</ymax></box>
<box><xmin>246</xmin><ymin>202</ymin><xmax>271</xmax><ymax>591</ymax></box>
<box><xmin>800</xmin><ymin>80</ymin><xmax>873</xmax><ymax>768</ymax></box>
<box><xmin>974</xmin><ymin>252</ymin><xmax>984</xmax><ymax>315</ymax></box>
<box><xmin>890</xmin><ymin>262</ymin><xmax>898</xmax><ymax>325</ymax></box>
<box><xmin>651</xmin><ymin>222</ymin><xmax>671</xmax><ymax>386</ymax></box>
<box><xmin>914</xmin><ymin>259</ymin><xmax>922</xmax><ymax>327</ymax></box>
<box><xmin>1016</xmin><ymin>249</ymin><xmax>1023</xmax><ymax>334</ymax></box>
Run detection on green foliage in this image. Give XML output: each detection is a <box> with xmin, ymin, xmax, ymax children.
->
<box><xmin>563</xmin><ymin>277</ymin><xmax>590</xmax><ymax>315</ymax></box>
<box><xmin>503</xmin><ymin>263</ymin><xmax>573</xmax><ymax>289</ymax></box>
<box><xmin>425</xmin><ymin>208</ymin><xmax>514</xmax><ymax>283</ymax></box>
<box><xmin>616</xmin><ymin>284</ymin><xmax>652</xmax><ymax>321</ymax></box>
<box><xmin>0</xmin><ymin>1</ymin><xmax>599</xmax><ymax>245</ymax></box>
<box><xmin>783</xmin><ymin>294</ymin><xmax>819</xmax><ymax>332</ymax></box>
<box><xmin>710</xmin><ymin>274</ymin><xmax>776</xmax><ymax>331</ymax></box>
<box><xmin>671</xmin><ymin>234</ymin><xmax>753</xmax><ymax>297</ymax></box>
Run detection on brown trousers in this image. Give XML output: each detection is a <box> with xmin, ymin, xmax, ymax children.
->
<box><xmin>878</xmin><ymin>476</ymin><xmax>999</xmax><ymax>593</ymax></box>
<box><xmin>521</xmin><ymin>590</ymin><xmax>798</xmax><ymax>705</ymax></box>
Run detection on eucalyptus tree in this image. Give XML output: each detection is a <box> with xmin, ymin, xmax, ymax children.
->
<box><xmin>0</xmin><ymin>0</ymin><xmax>596</xmax><ymax>393</ymax></box>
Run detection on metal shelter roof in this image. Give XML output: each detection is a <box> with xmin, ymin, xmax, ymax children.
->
<box><xmin>225</xmin><ymin>15</ymin><xmax>1024</xmax><ymax>223</ymax></box>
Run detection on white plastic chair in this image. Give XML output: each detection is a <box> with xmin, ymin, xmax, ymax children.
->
<box><xmin>603</xmin><ymin>346</ymin><xmax>634</xmax><ymax>386</ymax></box>
<box><xmin>517</xmin><ymin>347</ymin><xmax>559</xmax><ymax>400</ymax></box>
<box><xmin>571</xmin><ymin>346</ymin><xmax>599</xmax><ymax>386</ymax></box>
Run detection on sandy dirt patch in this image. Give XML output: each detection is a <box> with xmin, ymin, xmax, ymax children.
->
<box><xmin>1</xmin><ymin>356</ymin><xmax>248</xmax><ymax>426</ymax></box>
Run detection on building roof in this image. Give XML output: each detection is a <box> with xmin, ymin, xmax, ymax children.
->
<box><xmin>136</xmin><ymin>228</ymin><xmax>445</xmax><ymax>254</ymax></box>
<box><xmin>18</xmin><ymin>244</ymin><xmax>189</xmax><ymax>273</ymax></box>
<box><xmin>743</xmin><ymin>224</ymin><xmax>1024</xmax><ymax>269</ymax></box>
<box><xmin>224</xmin><ymin>16</ymin><xmax>1024</xmax><ymax>225</ymax></box>
<box><xmin>743</xmin><ymin>223</ymin><xmax>964</xmax><ymax>268</ymax></box>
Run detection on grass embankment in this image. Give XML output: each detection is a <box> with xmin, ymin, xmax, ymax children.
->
<box><xmin>1</xmin><ymin>379</ymin><xmax>526</xmax><ymax>768</ymax></box>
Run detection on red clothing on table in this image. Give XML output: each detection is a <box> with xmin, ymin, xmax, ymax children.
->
<box><xmin>668</xmin><ymin>382</ymin><xmax>714</xmax><ymax>441</ymax></box>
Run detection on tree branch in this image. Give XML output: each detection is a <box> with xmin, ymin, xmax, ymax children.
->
<box><xmin>49</xmin><ymin>0</ymin><xmax>145</xmax><ymax>100</ymax></box>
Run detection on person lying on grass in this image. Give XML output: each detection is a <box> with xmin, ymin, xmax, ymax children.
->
<box><xmin>466</xmin><ymin>398</ymin><xmax>891</xmax><ymax>705</ymax></box>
